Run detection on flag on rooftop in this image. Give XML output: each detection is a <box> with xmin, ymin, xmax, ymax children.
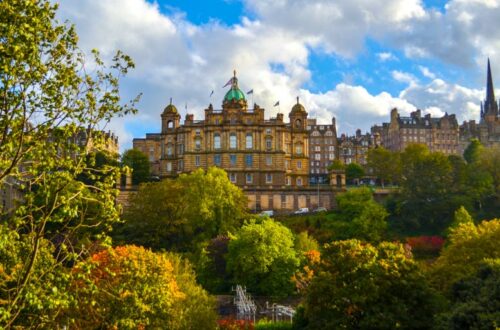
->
<box><xmin>223</xmin><ymin>77</ymin><xmax>233</xmax><ymax>88</ymax></box>
<box><xmin>210</xmin><ymin>90</ymin><xmax>214</xmax><ymax>97</ymax></box>
<box><xmin>273</xmin><ymin>101</ymin><xmax>280</xmax><ymax>107</ymax></box>
<box><xmin>247</xmin><ymin>89</ymin><xmax>253</xmax><ymax>95</ymax></box>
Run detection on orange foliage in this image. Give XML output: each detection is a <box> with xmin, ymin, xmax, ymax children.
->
<box><xmin>292</xmin><ymin>249</ymin><xmax>321</xmax><ymax>293</ymax></box>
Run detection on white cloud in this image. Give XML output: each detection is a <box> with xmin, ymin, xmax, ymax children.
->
<box><xmin>53</xmin><ymin>0</ymin><xmax>500</xmax><ymax>150</ymax></box>
<box><xmin>377</xmin><ymin>52</ymin><xmax>397</xmax><ymax>62</ymax></box>
<box><xmin>392</xmin><ymin>70</ymin><xmax>418</xmax><ymax>85</ymax></box>
<box><xmin>418</xmin><ymin>66</ymin><xmax>436</xmax><ymax>79</ymax></box>
<box><xmin>399</xmin><ymin>78</ymin><xmax>484</xmax><ymax>122</ymax></box>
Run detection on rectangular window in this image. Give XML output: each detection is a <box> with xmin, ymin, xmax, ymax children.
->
<box><xmin>166</xmin><ymin>162</ymin><xmax>172</xmax><ymax>172</ymax></box>
<box><xmin>214</xmin><ymin>134</ymin><xmax>221</xmax><ymax>149</ymax></box>
<box><xmin>285</xmin><ymin>160</ymin><xmax>290</xmax><ymax>169</ymax></box>
<box><xmin>195</xmin><ymin>155</ymin><xmax>200</xmax><ymax>167</ymax></box>
<box><xmin>246</xmin><ymin>173</ymin><xmax>253</xmax><ymax>183</ymax></box>
<box><xmin>286</xmin><ymin>177</ymin><xmax>291</xmax><ymax>185</ymax></box>
<box><xmin>229</xmin><ymin>173</ymin><xmax>237</xmax><ymax>183</ymax></box>
<box><xmin>297</xmin><ymin>160</ymin><xmax>302</xmax><ymax>169</ymax></box>
<box><xmin>245</xmin><ymin>155</ymin><xmax>253</xmax><ymax>167</ymax></box>
<box><xmin>246</xmin><ymin>134</ymin><xmax>253</xmax><ymax>149</ymax></box>
<box><xmin>195</xmin><ymin>139</ymin><xmax>201</xmax><ymax>150</ymax></box>
<box><xmin>329</xmin><ymin>153</ymin><xmax>335</xmax><ymax>160</ymax></box>
<box><xmin>314</xmin><ymin>146</ymin><xmax>321</xmax><ymax>152</ymax></box>
<box><xmin>297</xmin><ymin>177</ymin><xmax>303</xmax><ymax>186</ymax></box>
<box><xmin>178</xmin><ymin>159</ymin><xmax>183</xmax><ymax>171</ymax></box>
<box><xmin>266</xmin><ymin>173</ymin><xmax>273</xmax><ymax>184</ymax></box>
<box><xmin>230</xmin><ymin>134</ymin><xmax>237</xmax><ymax>149</ymax></box>
<box><xmin>266</xmin><ymin>155</ymin><xmax>272</xmax><ymax>166</ymax></box>
<box><xmin>230</xmin><ymin>154</ymin><xmax>237</xmax><ymax>167</ymax></box>
<box><xmin>214</xmin><ymin>154</ymin><xmax>221</xmax><ymax>166</ymax></box>
<box><xmin>314</xmin><ymin>154</ymin><xmax>321</xmax><ymax>160</ymax></box>
<box><xmin>329</xmin><ymin>146</ymin><xmax>335</xmax><ymax>151</ymax></box>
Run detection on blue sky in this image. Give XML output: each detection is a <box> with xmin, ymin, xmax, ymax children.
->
<box><xmin>56</xmin><ymin>0</ymin><xmax>500</xmax><ymax>150</ymax></box>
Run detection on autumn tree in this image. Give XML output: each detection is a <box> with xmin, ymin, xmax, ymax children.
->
<box><xmin>303</xmin><ymin>240</ymin><xmax>438</xmax><ymax>329</ymax></box>
<box><xmin>0</xmin><ymin>0</ymin><xmax>138</xmax><ymax>326</ymax></box>
<box><xmin>431</xmin><ymin>219</ymin><xmax>500</xmax><ymax>294</ymax></box>
<box><xmin>66</xmin><ymin>246</ymin><xmax>217</xmax><ymax>329</ymax></box>
<box><xmin>226</xmin><ymin>219</ymin><xmax>300</xmax><ymax>296</ymax></box>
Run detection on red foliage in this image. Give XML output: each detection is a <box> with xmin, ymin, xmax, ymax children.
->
<box><xmin>406</xmin><ymin>236</ymin><xmax>445</xmax><ymax>255</ymax></box>
<box><xmin>217</xmin><ymin>317</ymin><xmax>254</xmax><ymax>330</ymax></box>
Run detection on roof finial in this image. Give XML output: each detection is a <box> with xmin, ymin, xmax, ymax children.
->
<box><xmin>233</xmin><ymin>69</ymin><xmax>236</xmax><ymax>78</ymax></box>
<box><xmin>296</xmin><ymin>96</ymin><xmax>299</xmax><ymax>104</ymax></box>
<box><xmin>169</xmin><ymin>97</ymin><xmax>172</xmax><ymax>105</ymax></box>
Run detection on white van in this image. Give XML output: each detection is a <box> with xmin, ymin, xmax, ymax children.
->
<box><xmin>259</xmin><ymin>210</ymin><xmax>274</xmax><ymax>217</ymax></box>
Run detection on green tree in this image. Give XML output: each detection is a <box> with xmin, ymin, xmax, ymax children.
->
<box><xmin>226</xmin><ymin>219</ymin><xmax>300</xmax><ymax>296</ymax></box>
<box><xmin>121</xmin><ymin>148</ymin><xmax>150</xmax><ymax>185</ymax></box>
<box><xmin>394</xmin><ymin>144</ymin><xmax>461</xmax><ymax>232</ymax></box>
<box><xmin>303</xmin><ymin>240</ymin><xmax>438</xmax><ymax>329</ymax></box>
<box><xmin>366</xmin><ymin>147</ymin><xmax>401</xmax><ymax>186</ymax></box>
<box><xmin>0</xmin><ymin>0</ymin><xmax>138</xmax><ymax>326</ymax></box>
<box><xmin>436</xmin><ymin>259</ymin><xmax>500</xmax><ymax>330</ymax></box>
<box><xmin>431</xmin><ymin>219</ymin><xmax>500</xmax><ymax>294</ymax></box>
<box><xmin>327</xmin><ymin>159</ymin><xmax>345</xmax><ymax>171</ymax></box>
<box><xmin>463</xmin><ymin>138</ymin><xmax>484</xmax><ymax>164</ymax></box>
<box><xmin>345</xmin><ymin>163</ymin><xmax>365</xmax><ymax>184</ymax></box>
<box><xmin>335</xmin><ymin>188</ymin><xmax>388</xmax><ymax>242</ymax></box>
<box><xmin>116</xmin><ymin>167</ymin><xmax>248</xmax><ymax>252</ymax></box>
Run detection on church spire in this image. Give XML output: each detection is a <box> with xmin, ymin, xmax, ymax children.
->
<box><xmin>484</xmin><ymin>58</ymin><xmax>498</xmax><ymax>118</ymax></box>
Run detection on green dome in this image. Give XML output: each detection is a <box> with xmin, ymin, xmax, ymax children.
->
<box><xmin>224</xmin><ymin>87</ymin><xmax>246</xmax><ymax>102</ymax></box>
<box><xmin>223</xmin><ymin>71</ymin><xmax>246</xmax><ymax>103</ymax></box>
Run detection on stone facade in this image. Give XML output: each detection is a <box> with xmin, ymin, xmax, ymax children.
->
<box><xmin>459</xmin><ymin>59</ymin><xmax>500</xmax><ymax>153</ymax></box>
<box><xmin>307</xmin><ymin>118</ymin><xmax>338</xmax><ymax>184</ymax></box>
<box><xmin>372</xmin><ymin>108</ymin><xmax>459</xmax><ymax>154</ymax></box>
<box><xmin>133</xmin><ymin>73</ymin><xmax>311</xmax><ymax>190</ymax></box>
<box><xmin>337</xmin><ymin>129</ymin><xmax>373</xmax><ymax>165</ymax></box>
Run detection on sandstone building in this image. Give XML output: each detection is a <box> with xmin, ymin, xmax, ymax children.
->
<box><xmin>459</xmin><ymin>59</ymin><xmax>500</xmax><ymax>153</ymax></box>
<box><xmin>372</xmin><ymin>108</ymin><xmax>459</xmax><ymax>154</ymax></box>
<box><xmin>134</xmin><ymin>72</ymin><xmax>310</xmax><ymax>189</ymax></box>
<box><xmin>307</xmin><ymin>118</ymin><xmax>338</xmax><ymax>184</ymax></box>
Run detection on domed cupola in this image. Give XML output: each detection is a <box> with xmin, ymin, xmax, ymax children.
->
<box><xmin>163</xmin><ymin>98</ymin><xmax>178</xmax><ymax>115</ymax></box>
<box><xmin>289</xmin><ymin>96</ymin><xmax>308</xmax><ymax>131</ymax></box>
<box><xmin>291</xmin><ymin>96</ymin><xmax>306</xmax><ymax>114</ymax></box>
<box><xmin>223</xmin><ymin>71</ymin><xmax>247</xmax><ymax>108</ymax></box>
<box><xmin>161</xmin><ymin>98</ymin><xmax>180</xmax><ymax>133</ymax></box>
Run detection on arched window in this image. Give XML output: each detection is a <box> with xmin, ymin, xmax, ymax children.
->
<box><xmin>295</xmin><ymin>119</ymin><xmax>302</xmax><ymax>128</ymax></box>
<box><xmin>195</xmin><ymin>138</ymin><xmax>201</xmax><ymax>150</ymax></box>
<box><xmin>167</xmin><ymin>144</ymin><xmax>173</xmax><ymax>156</ymax></box>
<box><xmin>230</xmin><ymin>133</ymin><xmax>237</xmax><ymax>149</ymax></box>
<box><xmin>246</xmin><ymin>133</ymin><xmax>253</xmax><ymax>149</ymax></box>
<box><xmin>214</xmin><ymin>134</ymin><xmax>221</xmax><ymax>149</ymax></box>
<box><xmin>167</xmin><ymin>121</ymin><xmax>174</xmax><ymax>129</ymax></box>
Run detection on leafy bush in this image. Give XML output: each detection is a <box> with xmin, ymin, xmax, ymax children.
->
<box><xmin>218</xmin><ymin>318</ymin><xmax>254</xmax><ymax>330</ymax></box>
<box><xmin>406</xmin><ymin>235</ymin><xmax>445</xmax><ymax>257</ymax></box>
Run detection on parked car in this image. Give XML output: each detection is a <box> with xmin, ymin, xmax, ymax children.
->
<box><xmin>259</xmin><ymin>210</ymin><xmax>274</xmax><ymax>217</ymax></box>
<box><xmin>293</xmin><ymin>207</ymin><xmax>309</xmax><ymax>215</ymax></box>
<box><xmin>313</xmin><ymin>207</ymin><xmax>327</xmax><ymax>213</ymax></box>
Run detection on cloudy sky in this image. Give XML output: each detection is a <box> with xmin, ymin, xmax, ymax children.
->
<box><xmin>55</xmin><ymin>0</ymin><xmax>500</xmax><ymax>151</ymax></box>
